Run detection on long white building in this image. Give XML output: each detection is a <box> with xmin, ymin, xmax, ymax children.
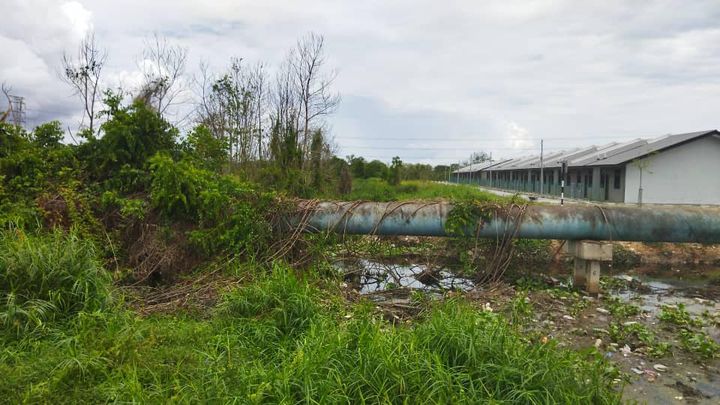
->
<box><xmin>453</xmin><ymin>130</ymin><xmax>720</xmax><ymax>205</ymax></box>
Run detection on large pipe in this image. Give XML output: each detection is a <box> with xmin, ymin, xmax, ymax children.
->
<box><xmin>295</xmin><ymin>201</ymin><xmax>720</xmax><ymax>243</ymax></box>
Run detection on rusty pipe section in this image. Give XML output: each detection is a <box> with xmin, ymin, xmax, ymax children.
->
<box><xmin>295</xmin><ymin>201</ymin><xmax>720</xmax><ymax>243</ymax></box>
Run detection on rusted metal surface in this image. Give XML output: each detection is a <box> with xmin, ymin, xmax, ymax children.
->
<box><xmin>295</xmin><ymin>201</ymin><xmax>720</xmax><ymax>243</ymax></box>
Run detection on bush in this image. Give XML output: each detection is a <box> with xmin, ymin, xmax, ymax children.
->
<box><xmin>217</xmin><ymin>264</ymin><xmax>319</xmax><ymax>336</ymax></box>
<box><xmin>149</xmin><ymin>153</ymin><xmax>277</xmax><ymax>257</ymax></box>
<box><xmin>0</xmin><ymin>229</ymin><xmax>111</xmax><ymax>336</ymax></box>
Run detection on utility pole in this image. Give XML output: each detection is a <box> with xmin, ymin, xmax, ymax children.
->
<box><xmin>560</xmin><ymin>161</ymin><xmax>567</xmax><ymax>206</ymax></box>
<box><xmin>540</xmin><ymin>139</ymin><xmax>544</xmax><ymax>195</ymax></box>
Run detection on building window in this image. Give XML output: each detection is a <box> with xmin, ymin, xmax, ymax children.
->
<box><xmin>613</xmin><ymin>169</ymin><xmax>621</xmax><ymax>189</ymax></box>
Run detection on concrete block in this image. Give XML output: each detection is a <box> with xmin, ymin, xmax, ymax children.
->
<box><xmin>574</xmin><ymin>241</ymin><xmax>612</xmax><ymax>261</ymax></box>
<box><xmin>573</xmin><ymin>258</ymin><xmax>586</xmax><ymax>287</ymax></box>
<box><xmin>562</xmin><ymin>240</ymin><xmax>576</xmax><ymax>255</ymax></box>
<box><xmin>586</xmin><ymin>261</ymin><xmax>601</xmax><ymax>295</ymax></box>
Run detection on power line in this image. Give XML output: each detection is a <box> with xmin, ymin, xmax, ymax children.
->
<box><xmin>332</xmin><ymin>135</ymin><xmax>640</xmax><ymax>142</ymax></box>
<box><xmin>339</xmin><ymin>146</ymin><xmax>559</xmax><ymax>151</ymax></box>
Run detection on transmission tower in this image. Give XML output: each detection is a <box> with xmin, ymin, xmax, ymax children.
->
<box><xmin>8</xmin><ymin>95</ymin><xmax>26</xmax><ymax>128</ymax></box>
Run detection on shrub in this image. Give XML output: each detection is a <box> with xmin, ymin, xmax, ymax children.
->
<box><xmin>217</xmin><ymin>264</ymin><xmax>319</xmax><ymax>336</ymax></box>
<box><xmin>0</xmin><ymin>229</ymin><xmax>111</xmax><ymax>335</ymax></box>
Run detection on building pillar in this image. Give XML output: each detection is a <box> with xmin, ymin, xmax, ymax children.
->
<box><xmin>553</xmin><ymin>169</ymin><xmax>559</xmax><ymax>195</ymax></box>
<box><xmin>592</xmin><ymin>167</ymin><xmax>601</xmax><ymax>201</ymax></box>
<box><xmin>567</xmin><ymin>240</ymin><xmax>612</xmax><ymax>295</ymax></box>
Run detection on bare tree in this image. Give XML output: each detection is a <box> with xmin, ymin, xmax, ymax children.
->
<box><xmin>62</xmin><ymin>31</ymin><xmax>106</xmax><ymax>135</ymax></box>
<box><xmin>138</xmin><ymin>33</ymin><xmax>187</xmax><ymax>116</ymax></box>
<box><xmin>1</xmin><ymin>84</ymin><xmax>13</xmax><ymax>123</ymax></box>
<box><xmin>291</xmin><ymin>33</ymin><xmax>340</xmax><ymax>165</ymax></box>
<box><xmin>249</xmin><ymin>62</ymin><xmax>268</xmax><ymax>159</ymax></box>
<box><xmin>193</xmin><ymin>58</ymin><xmax>269</xmax><ymax>163</ymax></box>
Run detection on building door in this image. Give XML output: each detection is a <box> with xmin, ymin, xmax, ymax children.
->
<box><xmin>603</xmin><ymin>171</ymin><xmax>610</xmax><ymax>201</ymax></box>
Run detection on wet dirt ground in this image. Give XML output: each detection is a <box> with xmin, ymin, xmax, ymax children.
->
<box><xmin>335</xmin><ymin>258</ymin><xmax>720</xmax><ymax>404</ymax></box>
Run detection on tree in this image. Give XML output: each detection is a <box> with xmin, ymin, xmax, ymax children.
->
<box><xmin>62</xmin><ymin>31</ymin><xmax>106</xmax><ymax>136</ymax></box>
<box><xmin>346</xmin><ymin>155</ymin><xmax>365</xmax><ymax>178</ymax></box>
<box><xmin>195</xmin><ymin>59</ymin><xmax>267</xmax><ymax>164</ymax></box>
<box><xmin>183</xmin><ymin>124</ymin><xmax>229</xmax><ymax>172</ymax></box>
<box><xmin>388</xmin><ymin>156</ymin><xmax>402</xmax><ymax>186</ymax></box>
<box><xmin>365</xmin><ymin>160</ymin><xmax>388</xmax><ymax>179</ymax></box>
<box><xmin>290</xmin><ymin>33</ymin><xmax>340</xmax><ymax>166</ymax></box>
<box><xmin>32</xmin><ymin>121</ymin><xmax>64</xmax><ymax>148</ymax></box>
<box><xmin>137</xmin><ymin>34</ymin><xmax>187</xmax><ymax>117</ymax></box>
<box><xmin>80</xmin><ymin>92</ymin><xmax>178</xmax><ymax>181</ymax></box>
<box><xmin>462</xmin><ymin>151</ymin><xmax>492</xmax><ymax>166</ymax></box>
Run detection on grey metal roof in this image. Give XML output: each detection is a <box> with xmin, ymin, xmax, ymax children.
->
<box><xmin>452</xmin><ymin>159</ymin><xmax>512</xmax><ymax>174</ymax></box>
<box><xmin>515</xmin><ymin>150</ymin><xmax>568</xmax><ymax>170</ymax></box>
<box><xmin>584</xmin><ymin>130</ymin><xmax>718</xmax><ymax>167</ymax></box>
<box><xmin>572</xmin><ymin>139</ymin><xmax>647</xmax><ymax>167</ymax></box>
<box><xmin>452</xmin><ymin>130</ymin><xmax>719</xmax><ymax>173</ymax></box>
<box><xmin>490</xmin><ymin>156</ymin><xmax>533</xmax><ymax>170</ymax></box>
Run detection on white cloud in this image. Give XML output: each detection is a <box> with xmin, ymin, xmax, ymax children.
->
<box><xmin>3</xmin><ymin>0</ymin><xmax>720</xmax><ymax>162</ymax></box>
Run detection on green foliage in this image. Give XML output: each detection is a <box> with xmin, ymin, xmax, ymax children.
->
<box><xmin>604</xmin><ymin>297</ymin><xmax>641</xmax><ymax>319</ymax></box>
<box><xmin>149</xmin><ymin>153</ymin><xmax>276</xmax><ymax>257</ymax></box>
<box><xmin>0</xmin><ymin>122</ymin><xmax>77</xmax><ymax>200</ymax></box>
<box><xmin>658</xmin><ymin>304</ymin><xmax>703</xmax><ymax>328</ymax></box>
<box><xmin>445</xmin><ymin>199</ymin><xmax>496</xmax><ymax>236</ymax></box>
<box><xmin>0</xmin><ymin>229</ymin><xmax>111</xmax><ymax>336</ymax></box>
<box><xmin>100</xmin><ymin>191</ymin><xmax>147</xmax><ymax>220</ymax></box>
<box><xmin>217</xmin><ymin>265</ymin><xmax>319</xmax><ymax>336</ymax></box>
<box><xmin>364</xmin><ymin>159</ymin><xmax>388</xmax><ymax>179</ymax></box>
<box><xmin>658</xmin><ymin>304</ymin><xmax>718</xmax><ymax>359</ymax></box>
<box><xmin>679</xmin><ymin>329</ymin><xmax>720</xmax><ymax>359</ymax></box>
<box><xmin>608</xmin><ymin>322</ymin><xmax>670</xmax><ymax>357</ymax></box>
<box><xmin>346</xmin><ymin>179</ymin><xmax>504</xmax><ymax>202</ymax></box>
<box><xmin>346</xmin><ymin>154</ymin><xmax>365</xmax><ymax>178</ymax></box>
<box><xmin>509</xmin><ymin>291</ymin><xmax>534</xmax><ymax>325</ymax></box>
<box><xmin>0</xmin><ymin>271</ymin><xmax>620</xmax><ymax>403</ymax></box>
<box><xmin>387</xmin><ymin>156</ymin><xmax>402</xmax><ymax>186</ymax></box>
<box><xmin>31</xmin><ymin>121</ymin><xmax>64</xmax><ymax>148</ymax></box>
<box><xmin>182</xmin><ymin>124</ymin><xmax>229</xmax><ymax>172</ymax></box>
<box><xmin>80</xmin><ymin>95</ymin><xmax>177</xmax><ymax>182</ymax></box>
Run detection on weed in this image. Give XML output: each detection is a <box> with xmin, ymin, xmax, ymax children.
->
<box><xmin>608</xmin><ymin>322</ymin><xmax>671</xmax><ymax>358</ymax></box>
<box><xmin>0</xmin><ymin>229</ymin><xmax>111</xmax><ymax>336</ymax></box>
<box><xmin>604</xmin><ymin>297</ymin><xmax>641</xmax><ymax>319</ymax></box>
<box><xmin>658</xmin><ymin>304</ymin><xmax>703</xmax><ymax>328</ymax></box>
<box><xmin>0</xmin><ymin>270</ymin><xmax>621</xmax><ymax>403</ymax></box>
<box><xmin>509</xmin><ymin>291</ymin><xmax>534</xmax><ymax>325</ymax></box>
<box><xmin>679</xmin><ymin>329</ymin><xmax>720</xmax><ymax>359</ymax></box>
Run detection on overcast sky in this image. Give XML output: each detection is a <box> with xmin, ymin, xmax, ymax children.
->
<box><xmin>3</xmin><ymin>0</ymin><xmax>720</xmax><ymax>164</ymax></box>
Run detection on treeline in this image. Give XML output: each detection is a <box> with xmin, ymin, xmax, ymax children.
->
<box><xmin>346</xmin><ymin>155</ymin><xmax>456</xmax><ymax>183</ymax></box>
<box><xmin>48</xmin><ymin>31</ymin><xmax>344</xmax><ymax>196</ymax></box>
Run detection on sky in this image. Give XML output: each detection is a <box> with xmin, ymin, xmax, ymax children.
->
<box><xmin>3</xmin><ymin>0</ymin><xmax>720</xmax><ymax>165</ymax></box>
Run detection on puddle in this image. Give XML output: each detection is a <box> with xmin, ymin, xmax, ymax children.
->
<box><xmin>334</xmin><ymin>259</ymin><xmax>474</xmax><ymax>294</ymax></box>
<box><xmin>614</xmin><ymin>270</ymin><xmax>720</xmax><ymax>317</ymax></box>
<box><xmin>336</xmin><ymin>258</ymin><xmax>720</xmax><ymax>403</ymax></box>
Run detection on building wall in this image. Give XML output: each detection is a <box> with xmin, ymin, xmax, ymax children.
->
<box><xmin>624</xmin><ymin>135</ymin><xmax>720</xmax><ymax>205</ymax></box>
<box><xmin>605</xmin><ymin>167</ymin><xmax>626</xmax><ymax>202</ymax></box>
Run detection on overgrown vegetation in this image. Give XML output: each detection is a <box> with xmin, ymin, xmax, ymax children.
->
<box><xmin>0</xmin><ymin>267</ymin><xmax>621</xmax><ymax>403</ymax></box>
<box><xmin>0</xmin><ymin>79</ymin><xmax>629</xmax><ymax>402</ymax></box>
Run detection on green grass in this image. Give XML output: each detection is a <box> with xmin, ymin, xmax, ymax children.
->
<box><xmin>0</xmin><ymin>229</ymin><xmax>112</xmax><ymax>337</ymax></box>
<box><xmin>345</xmin><ymin>178</ymin><xmax>506</xmax><ymax>202</ymax></box>
<box><xmin>1</xmin><ymin>263</ymin><xmax>621</xmax><ymax>404</ymax></box>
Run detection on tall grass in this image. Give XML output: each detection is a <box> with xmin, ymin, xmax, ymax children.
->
<box><xmin>346</xmin><ymin>178</ymin><xmax>506</xmax><ymax>202</ymax></box>
<box><xmin>1</xmin><ymin>265</ymin><xmax>621</xmax><ymax>403</ymax></box>
<box><xmin>0</xmin><ymin>229</ymin><xmax>111</xmax><ymax>336</ymax></box>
